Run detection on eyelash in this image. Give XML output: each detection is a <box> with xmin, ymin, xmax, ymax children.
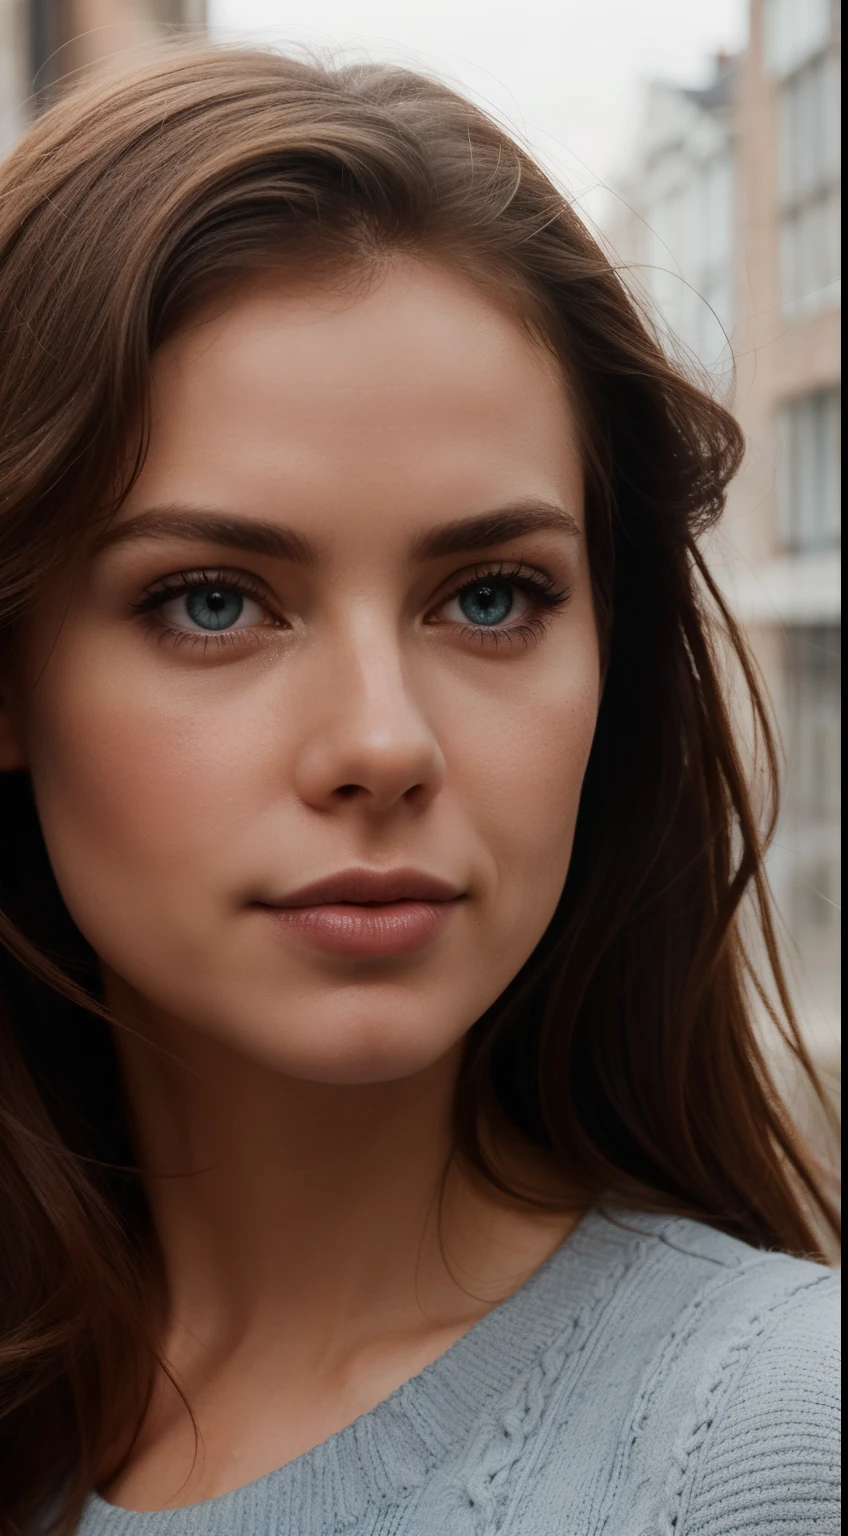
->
<box><xmin>131</xmin><ymin>567</ymin><xmax>281</xmax><ymax>653</ymax></box>
<box><xmin>433</xmin><ymin>561</ymin><xmax>572</xmax><ymax>649</ymax></box>
<box><xmin>131</xmin><ymin>561</ymin><xmax>572</xmax><ymax>653</ymax></box>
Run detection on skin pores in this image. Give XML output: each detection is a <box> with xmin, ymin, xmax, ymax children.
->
<box><xmin>6</xmin><ymin>258</ymin><xmax>600</xmax><ymax>1086</ymax></box>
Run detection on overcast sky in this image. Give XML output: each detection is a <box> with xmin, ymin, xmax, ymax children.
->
<box><xmin>210</xmin><ymin>0</ymin><xmax>748</xmax><ymax>217</ymax></box>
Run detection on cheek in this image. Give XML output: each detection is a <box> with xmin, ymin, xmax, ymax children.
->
<box><xmin>20</xmin><ymin>648</ymin><xmax>273</xmax><ymax>926</ymax></box>
<box><xmin>489</xmin><ymin>702</ymin><xmax>593</xmax><ymax>857</ymax></box>
<box><xmin>450</xmin><ymin>651</ymin><xmax>599</xmax><ymax>918</ymax></box>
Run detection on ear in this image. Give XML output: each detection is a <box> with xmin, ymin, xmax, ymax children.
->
<box><xmin>0</xmin><ymin>687</ymin><xmax>27</xmax><ymax>771</ymax></box>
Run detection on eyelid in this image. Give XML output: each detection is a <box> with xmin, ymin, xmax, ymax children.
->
<box><xmin>131</xmin><ymin>565</ymin><xmax>280</xmax><ymax>615</ymax></box>
<box><xmin>426</xmin><ymin>559</ymin><xmax>570</xmax><ymax>616</ymax></box>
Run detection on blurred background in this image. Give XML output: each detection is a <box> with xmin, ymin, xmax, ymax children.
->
<box><xmin>0</xmin><ymin>0</ymin><xmax>840</xmax><ymax>1101</ymax></box>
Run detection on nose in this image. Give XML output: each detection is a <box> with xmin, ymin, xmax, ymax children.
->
<box><xmin>292</xmin><ymin>622</ymin><xmax>447</xmax><ymax>819</ymax></box>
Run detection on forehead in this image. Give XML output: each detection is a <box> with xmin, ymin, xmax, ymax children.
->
<box><xmin>127</xmin><ymin>258</ymin><xmax>584</xmax><ymax>539</ymax></box>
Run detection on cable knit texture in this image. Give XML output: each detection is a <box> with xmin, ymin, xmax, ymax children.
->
<box><xmin>72</xmin><ymin>1210</ymin><xmax>840</xmax><ymax>1536</ymax></box>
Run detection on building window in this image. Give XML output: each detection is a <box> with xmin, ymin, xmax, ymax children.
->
<box><xmin>641</xmin><ymin>148</ymin><xmax>734</xmax><ymax>374</ymax></box>
<box><xmin>781</xmin><ymin>624</ymin><xmax>841</xmax><ymax>938</ymax></box>
<box><xmin>696</xmin><ymin>150</ymin><xmax>735</xmax><ymax>365</ymax></box>
<box><xmin>764</xmin><ymin>0</ymin><xmax>831</xmax><ymax>79</ymax></box>
<box><xmin>777</xmin><ymin>47</ymin><xmax>841</xmax><ymax>313</ymax></box>
<box><xmin>777</xmin><ymin>389</ymin><xmax>841</xmax><ymax>551</ymax></box>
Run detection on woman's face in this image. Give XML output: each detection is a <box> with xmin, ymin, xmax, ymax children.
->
<box><xmin>6</xmin><ymin>259</ymin><xmax>600</xmax><ymax>1084</ymax></box>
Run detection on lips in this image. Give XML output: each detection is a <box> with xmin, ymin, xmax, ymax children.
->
<box><xmin>258</xmin><ymin>867</ymin><xmax>464</xmax><ymax>959</ymax></box>
<box><xmin>268</xmin><ymin>867</ymin><xmax>463</xmax><ymax>909</ymax></box>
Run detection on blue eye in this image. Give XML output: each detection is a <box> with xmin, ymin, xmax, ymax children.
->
<box><xmin>151</xmin><ymin>581</ymin><xmax>267</xmax><ymax>635</ymax></box>
<box><xmin>435</xmin><ymin>564</ymin><xmax>569</xmax><ymax>640</ymax></box>
<box><xmin>184</xmin><ymin>587</ymin><xmax>245</xmax><ymax>631</ymax></box>
<box><xmin>458</xmin><ymin>581</ymin><xmax>515</xmax><ymax>626</ymax></box>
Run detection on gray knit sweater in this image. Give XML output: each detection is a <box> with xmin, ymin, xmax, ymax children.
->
<box><xmin>74</xmin><ymin>1208</ymin><xmax>840</xmax><ymax>1535</ymax></box>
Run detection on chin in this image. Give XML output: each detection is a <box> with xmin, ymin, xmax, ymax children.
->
<box><xmin>226</xmin><ymin>1000</ymin><xmax>468</xmax><ymax>1086</ymax></box>
<box><xmin>283</xmin><ymin>1054</ymin><xmax>445</xmax><ymax>1088</ymax></box>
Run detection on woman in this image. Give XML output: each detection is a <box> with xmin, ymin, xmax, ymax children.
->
<box><xmin>0</xmin><ymin>44</ymin><xmax>839</xmax><ymax>1536</ymax></box>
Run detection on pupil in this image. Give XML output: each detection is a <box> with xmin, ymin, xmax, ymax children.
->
<box><xmin>186</xmin><ymin>587</ymin><xmax>244</xmax><ymax>631</ymax></box>
<box><xmin>460</xmin><ymin>581</ymin><xmax>513</xmax><ymax>626</ymax></box>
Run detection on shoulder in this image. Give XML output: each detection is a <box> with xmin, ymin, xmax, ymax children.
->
<box><xmin>679</xmin><ymin>1259</ymin><xmax>840</xmax><ymax>1535</ymax></box>
<box><xmin>454</xmin><ymin>1209</ymin><xmax>838</xmax><ymax>1536</ymax></box>
<box><xmin>627</xmin><ymin>1214</ymin><xmax>841</xmax><ymax>1536</ymax></box>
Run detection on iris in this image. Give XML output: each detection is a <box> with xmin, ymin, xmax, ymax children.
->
<box><xmin>186</xmin><ymin>587</ymin><xmax>244</xmax><ymax>631</ymax></box>
<box><xmin>459</xmin><ymin>582</ymin><xmax>513</xmax><ymax>626</ymax></box>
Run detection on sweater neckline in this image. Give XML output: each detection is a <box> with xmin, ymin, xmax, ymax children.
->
<box><xmin>84</xmin><ymin>1206</ymin><xmax>651</xmax><ymax>1533</ymax></box>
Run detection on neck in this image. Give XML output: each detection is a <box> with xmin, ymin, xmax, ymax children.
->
<box><xmin>111</xmin><ymin>986</ymin><xmax>578</xmax><ymax>1373</ymax></box>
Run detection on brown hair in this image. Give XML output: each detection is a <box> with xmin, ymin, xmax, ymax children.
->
<box><xmin>0</xmin><ymin>43</ymin><xmax>839</xmax><ymax>1534</ymax></box>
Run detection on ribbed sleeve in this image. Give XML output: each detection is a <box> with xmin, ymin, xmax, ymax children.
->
<box><xmin>681</xmin><ymin>1276</ymin><xmax>841</xmax><ymax>1535</ymax></box>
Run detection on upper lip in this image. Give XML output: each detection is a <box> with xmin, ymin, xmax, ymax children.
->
<box><xmin>266</xmin><ymin>868</ymin><xmax>464</xmax><ymax>908</ymax></box>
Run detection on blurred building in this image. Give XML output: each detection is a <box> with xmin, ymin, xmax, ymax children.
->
<box><xmin>1</xmin><ymin>0</ymin><xmax>204</xmax><ymax>150</ymax></box>
<box><xmin>606</xmin><ymin>0</ymin><xmax>841</xmax><ymax>1072</ymax></box>
<box><xmin>604</xmin><ymin>52</ymin><xmax>738</xmax><ymax>381</ymax></box>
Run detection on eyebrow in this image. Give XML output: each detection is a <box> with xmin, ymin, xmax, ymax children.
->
<box><xmin>91</xmin><ymin>498</ymin><xmax>580</xmax><ymax>565</ymax></box>
<box><xmin>411</xmin><ymin>502</ymin><xmax>580</xmax><ymax>559</ymax></box>
<box><xmin>91</xmin><ymin>510</ymin><xmax>316</xmax><ymax>565</ymax></box>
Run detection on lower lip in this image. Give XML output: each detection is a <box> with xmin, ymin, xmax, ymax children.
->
<box><xmin>263</xmin><ymin>900</ymin><xmax>459</xmax><ymax>958</ymax></box>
